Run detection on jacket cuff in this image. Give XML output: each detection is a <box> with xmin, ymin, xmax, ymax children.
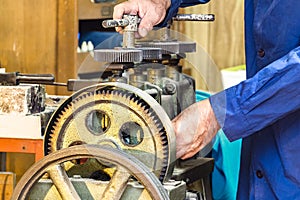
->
<box><xmin>209</xmin><ymin>87</ymin><xmax>251</xmax><ymax>142</ymax></box>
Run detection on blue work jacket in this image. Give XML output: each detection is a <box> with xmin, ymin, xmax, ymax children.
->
<box><xmin>163</xmin><ymin>0</ymin><xmax>300</xmax><ymax>199</ymax></box>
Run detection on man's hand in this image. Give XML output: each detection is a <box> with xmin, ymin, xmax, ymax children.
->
<box><xmin>172</xmin><ymin>99</ymin><xmax>221</xmax><ymax>159</ymax></box>
<box><xmin>113</xmin><ymin>0</ymin><xmax>171</xmax><ymax>37</ymax></box>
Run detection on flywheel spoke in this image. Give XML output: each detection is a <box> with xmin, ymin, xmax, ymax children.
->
<box><xmin>101</xmin><ymin>166</ymin><xmax>131</xmax><ymax>200</ymax></box>
<box><xmin>47</xmin><ymin>164</ymin><xmax>81</xmax><ymax>200</ymax></box>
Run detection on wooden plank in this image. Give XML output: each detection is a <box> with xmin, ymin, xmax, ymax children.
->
<box><xmin>0</xmin><ymin>172</ymin><xmax>15</xmax><ymax>200</ymax></box>
<box><xmin>77</xmin><ymin>0</ymin><xmax>126</xmax><ymax>20</ymax></box>
<box><xmin>56</xmin><ymin>0</ymin><xmax>78</xmax><ymax>95</ymax></box>
<box><xmin>180</xmin><ymin>1</ymin><xmax>245</xmax><ymax>69</ymax></box>
<box><xmin>0</xmin><ymin>138</ymin><xmax>43</xmax><ymax>161</ymax></box>
<box><xmin>178</xmin><ymin>1</ymin><xmax>245</xmax><ymax>91</ymax></box>
<box><xmin>78</xmin><ymin>0</ymin><xmax>115</xmax><ymax>20</ymax></box>
<box><xmin>0</xmin><ymin>0</ymin><xmax>57</xmax><ymax>95</ymax></box>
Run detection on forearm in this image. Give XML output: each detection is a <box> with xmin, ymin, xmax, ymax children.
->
<box><xmin>210</xmin><ymin>46</ymin><xmax>300</xmax><ymax>141</ymax></box>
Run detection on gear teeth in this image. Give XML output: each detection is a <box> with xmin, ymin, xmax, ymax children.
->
<box><xmin>58</xmin><ymin>113</ymin><xmax>64</xmax><ymax>119</ymax></box>
<box><xmin>162</xmin><ymin>161</ymin><xmax>168</xmax><ymax>167</ymax></box>
<box><xmin>149</xmin><ymin>111</ymin><xmax>156</xmax><ymax>118</ymax></box>
<box><xmin>53</xmin><ymin>120</ymin><xmax>59</xmax><ymax>127</ymax></box>
<box><xmin>137</xmin><ymin>99</ymin><xmax>144</xmax><ymax>106</ymax></box>
<box><xmin>95</xmin><ymin>89</ymin><xmax>101</xmax><ymax>95</ymax></box>
<box><xmin>137</xmin><ymin>47</ymin><xmax>162</xmax><ymax>60</ymax></box>
<box><xmin>160</xmin><ymin>133</ymin><xmax>168</xmax><ymax>141</ymax></box>
<box><xmin>112</xmin><ymin>90</ymin><xmax>121</xmax><ymax>96</ymax></box>
<box><xmin>162</xmin><ymin>145</ymin><xmax>169</xmax><ymax>152</ymax></box>
<box><xmin>159</xmin><ymin>167</ymin><xmax>167</xmax><ymax>182</ymax></box>
<box><xmin>142</xmin><ymin>104</ymin><xmax>150</xmax><ymax>111</ymax></box>
<box><xmin>147</xmin><ymin>108</ymin><xmax>153</xmax><ymax>114</ymax></box>
<box><xmin>79</xmin><ymin>92</ymin><xmax>89</xmax><ymax>100</ymax></box>
<box><xmin>102</xmin><ymin>89</ymin><xmax>108</xmax><ymax>94</ymax></box>
<box><xmin>127</xmin><ymin>93</ymin><xmax>134</xmax><ymax>101</ymax></box>
<box><xmin>94</xmin><ymin>49</ymin><xmax>143</xmax><ymax>63</ymax></box>
<box><xmin>161</xmin><ymin>140</ymin><xmax>168</xmax><ymax>146</ymax></box>
<box><xmin>129</xmin><ymin>94</ymin><xmax>136</xmax><ymax>101</ymax></box>
<box><xmin>145</xmin><ymin>108</ymin><xmax>151</xmax><ymax>114</ymax></box>
<box><xmin>74</xmin><ymin>95</ymin><xmax>82</xmax><ymax>102</ymax></box>
<box><xmin>107</xmin><ymin>89</ymin><xmax>113</xmax><ymax>95</ymax></box>
<box><xmin>61</xmin><ymin>107</ymin><xmax>69</xmax><ymax>116</ymax></box>
<box><xmin>157</xmin><ymin>124</ymin><xmax>164</xmax><ymax>131</ymax></box>
<box><xmin>117</xmin><ymin>90</ymin><xmax>123</xmax><ymax>96</ymax></box>
<box><xmin>47</xmin><ymin>134</ymin><xmax>55</xmax><ymax>153</ymax></box>
<box><xmin>153</xmin><ymin>118</ymin><xmax>160</xmax><ymax>125</ymax></box>
<box><xmin>49</xmin><ymin>130</ymin><xmax>56</xmax><ymax>139</ymax></box>
<box><xmin>159</xmin><ymin>131</ymin><xmax>166</xmax><ymax>138</ymax></box>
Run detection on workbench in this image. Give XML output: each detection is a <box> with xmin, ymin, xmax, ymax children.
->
<box><xmin>0</xmin><ymin>138</ymin><xmax>43</xmax><ymax>162</ymax></box>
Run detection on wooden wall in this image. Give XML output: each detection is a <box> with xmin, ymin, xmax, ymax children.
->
<box><xmin>0</xmin><ymin>0</ymin><xmax>77</xmax><ymax>95</ymax></box>
<box><xmin>0</xmin><ymin>0</ymin><xmax>77</xmax><ymax>185</ymax></box>
<box><xmin>174</xmin><ymin>0</ymin><xmax>245</xmax><ymax>92</ymax></box>
<box><xmin>0</xmin><ymin>1</ymin><xmax>57</xmax><ymax>94</ymax></box>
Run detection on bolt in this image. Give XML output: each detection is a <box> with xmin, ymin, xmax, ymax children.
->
<box><xmin>164</xmin><ymin>83</ymin><xmax>176</xmax><ymax>95</ymax></box>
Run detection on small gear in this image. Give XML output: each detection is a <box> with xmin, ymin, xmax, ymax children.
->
<box><xmin>94</xmin><ymin>47</ymin><xmax>162</xmax><ymax>62</ymax></box>
<box><xmin>137</xmin><ymin>47</ymin><xmax>162</xmax><ymax>60</ymax></box>
<box><xmin>94</xmin><ymin>48</ymin><xmax>143</xmax><ymax>63</ymax></box>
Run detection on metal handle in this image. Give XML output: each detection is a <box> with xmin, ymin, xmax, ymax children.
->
<box><xmin>102</xmin><ymin>15</ymin><xmax>139</xmax><ymax>30</ymax></box>
<box><xmin>102</xmin><ymin>19</ymin><xmax>129</xmax><ymax>28</ymax></box>
<box><xmin>102</xmin><ymin>15</ymin><xmax>139</xmax><ymax>48</ymax></box>
<box><xmin>17</xmin><ymin>73</ymin><xmax>55</xmax><ymax>85</ymax></box>
<box><xmin>173</xmin><ymin>14</ymin><xmax>215</xmax><ymax>21</ymax></box>
<box><xmin>0</xmin><ymin>72</ymin><xmax>56</xmax><ymax>85</ymax></box>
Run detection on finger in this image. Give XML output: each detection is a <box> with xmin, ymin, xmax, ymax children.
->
<box><xmin>113</xmin><ymin>2</ymin><xmax>138</xmax><ymax>20</ymax></box>
<box><xmin>176</xmin><ymin>149</ymin><xmax>185</xmax><ymax>159</ymax></box>
<box><xmin>134</xmin><ymin>31</ymin><xmax>143</xmax><ymax>39</ymax></box>
<box><xmin>115</xmin><ymin>27</ymin><xmax>124</xmax><ymax>34</ymax></box>
<box><xmin>181</xmin><ymin>145</ymin><xmax>202</xmax><ymax>160</ymax></box>
<box><xmin>139</xmin><ymin>8</ymin><xmax>166</xmax><ymax>30</ymax></box>
<box><xmin>138</xmin><ymin>15</ymin><xmax>156</xmax><ymax>31</ymax></box>
<box><xmin>181</xmin><ymin>152</ymin><xmax>194</xmax><ymax>160</ymax></box>
<box><xmin>137</xmin><ymin>28</ymin><xmax>149</xmax><ymax>38</ymax></box>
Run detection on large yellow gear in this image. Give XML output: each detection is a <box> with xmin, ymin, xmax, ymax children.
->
<box><xmin>44</xmin><ymin>82</ymin><xmax>176</xmax><ymax>182</ymax></box>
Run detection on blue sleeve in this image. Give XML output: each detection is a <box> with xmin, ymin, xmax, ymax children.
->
<box><xmin>179</xmin><ymin>0</ymin><xmax>210</xmax><ymax>7</ymax></box>
<box><xmin>196</xmin><ymin>91</ymin><xmax>241</xmax><ymax>200</ymax></box>
<box><xmin>157</xmin><ymin>0</ymin><xmax>210</xmax><ymax>27</ymax></box>
<box><xmin>210</xmin><ymin>46</ymin><xmax>300</xmax><ymax>141</ymax></box>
